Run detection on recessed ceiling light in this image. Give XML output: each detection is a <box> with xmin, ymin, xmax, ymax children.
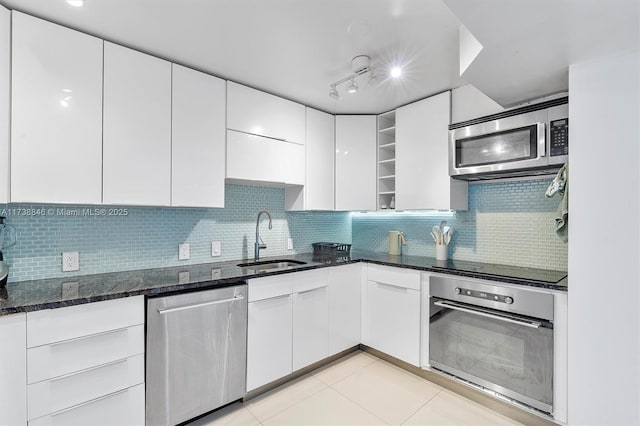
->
<box><xmin>390</xmin><ymin>66</ymin><xmax>402</xmax><ymax>78</ymax></box>
<box><xmin>66</xmin><ymin>0</ymin><xmax>84</xmax><ymax>7</ymax></box>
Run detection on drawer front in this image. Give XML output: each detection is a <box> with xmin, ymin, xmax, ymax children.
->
<box><xmin>28</xmin><ymin>324</ymin><xmax>144</xmax><ymax>384</ymax></box>
<box><xmin>248</xmin><ymin>274</ymin><xmax>293</xmax><ymax>302</ymax></box>
<box><xmin>293</xmin><ymin>268</ymin><xmax>329</xmax><ymax>293</ymax></box>
<box><xmin>27</xmin><ymin>296</ymin><xmax>144</xmax><ymax>348</ymax></box>
<box><xmin>28</xmin><ymin>354</ymin><xmax>144</xmax><ymax>420</ymax></box>
<box><xmin>367</xmin><ymin>264</ymin><xmax>421</xmax><ymax>291</ymax></box>
<box><xmin>29</xmin><ymin>383</ymin><xmax>145</xmax><ymax>426</ymax></box>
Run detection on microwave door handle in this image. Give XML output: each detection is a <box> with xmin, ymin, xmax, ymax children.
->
<box><xmin>434</xmin><ymin>300</ymin><xmax>541</xmax><ymax>329</ymax></box>
<box><xmin>537</xmin><ymin>122</ymin><xmax>546</xmax><ymax>157</ymax></box>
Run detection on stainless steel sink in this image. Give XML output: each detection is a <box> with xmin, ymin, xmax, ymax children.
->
<box><xmin>237</xmin><ymin>259</ymin><xmax>307</xmax><ymax>272</ymax></box>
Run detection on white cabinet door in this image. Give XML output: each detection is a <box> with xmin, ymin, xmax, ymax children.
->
<box><xmin>227</xmin><ymin>81</ymin><xmax>305</xmax><ymax>144</ymax></box>
<box><xmin>227</xmin><ymin>130</ymin><xmax>304</xmax><ymax>185</ymax></box>
<box><xmin>11</xmin><ymin>12</ymin><xmax>103</xmax><ymax>204</ymax></box>
<box><xmin>171</xmin><ymin>64</ymin><xmax>226</xmax><ymax>208</ymax></box>
<box><xmin>396</xmin><ymin>92</ymin><xmax>467</xmax><ymax>210</ymax></box>
<box><xmin>0</xmin><ymin>313</ymin><xmax>26</xmax><ymax>426</ymax></box>
<box><xmin>335</xmin><ymin>115</ymin><xmax>377</xmax><ymax>211</ymax></box>
<box><xmin>365</xmin><ymin>279</ymin><xmax>420</xmax><ymax>366</ymax></box>
<box><xmin>0</xmin><ymin>6</ymin><xmax>9</xmax><ymax>204</ymax></box>
<box><xmin>304</xmin><ymin>108</ymin><xmax>335</xmax><ymax>210</ymax></box>
<box><xmin>247</xmin><ymin>295</ymin><xmax>293</xmax><ymax>391</ymax></box>
<box><xmin>328</xmin><ymin>263</ymin><xmax>361</xmax><ymax>354</ymax></box>
<box><xmin>103</xmin><ymin>42</ymin><xmax>171</xmax><ymax>206</ymax></box>
<box><xmin>293</xmin><ymin>270</ymin><xmax>329</xmax><ymax>371</ymax></box>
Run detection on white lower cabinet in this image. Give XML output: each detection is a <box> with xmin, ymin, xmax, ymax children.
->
<box><xmin>328</xmin><ymin>263</ymin><xmax>361</xmax><ymax>354</ymax></box>
<box><xmin>363</xmin><ymin>265</ymin><xmax>421</xmax><ymax>366</ymax></box>
<box><xmin>293</xmin><ymin>269</ymin><xmax>329</xmax><ymax>371</ymax></box>
<box><xmin>26</xmin><ymin>296</ymin><xmax>145</xmax><ymax>425</ymax></box>
<box><xmin>0</xmin><ymin>313</ymin><xmax>27</xmax><ymax>426</ymax></box>
<box><xmin>247</xmin><ymin>275</ymin><xmax>294</xmax><ymax>391</ymax></box>
<box><xmin>28</xmin><ymin>384</ymin><xmax>144</xmax><ymax>426</ymax></box>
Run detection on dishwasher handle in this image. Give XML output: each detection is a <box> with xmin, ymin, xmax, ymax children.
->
<box><xmin>158</xmin><ymin>294</ymin><xmax>245</xmax><ymax>315</ymax></box>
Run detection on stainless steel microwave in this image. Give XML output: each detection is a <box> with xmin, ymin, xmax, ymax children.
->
<box><xmin>449</xmin><ymin>97</ymin><xmax>568</xmax><ymax>180</ymax></box>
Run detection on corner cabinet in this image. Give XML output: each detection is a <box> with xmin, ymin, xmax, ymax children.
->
<box><xmin>10</xmin><ymin>12</ymin><xmax>103</xmax><ymax>204</ymax></box>
<box><xmin>335</xmin><ymin>115</ymin><xmax>377</xmax><ymax>211</ymax></box>
<box><xmin>395</xmin><ymin>91</ymin><xmax>468</xmax><ymax>210</ymax></box>
<box><xmin>103</xmin><ymin>42</ymin><xmax>172</xmax><ymax>206</ymax></box>
<box><xmin>171</xmin><ymin>64</ymin><xmax>226</xmax><ymax>208</ymax></box>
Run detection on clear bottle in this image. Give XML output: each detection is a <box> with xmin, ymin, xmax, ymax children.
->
<box><xmin>389</xmin><ymin>196</ymin><xmax>395</xmax><ymax>209</ymax></box>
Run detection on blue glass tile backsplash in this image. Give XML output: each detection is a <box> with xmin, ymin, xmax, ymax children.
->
<box><xmin>1</xmin><ymin>179</ymin><xmax>567</xmax><ymax>283</ymax></box>
<box><xmin>0</xmin><ymin>184</ymin><xmax>351</xmax><ymax>283</ymax></box>
<box><xmin>352</xmin><ymin>179</ymin><xmax>567</xmax><ymax>271</ymax></box>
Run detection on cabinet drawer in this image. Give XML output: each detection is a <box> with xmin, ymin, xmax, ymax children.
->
<box><xmin>28</xmin><ymin>354</ymin><xmax>144</xmax><ymax>420</ymax></box>
<box><xmin>367</xmin><ymin>265</ymin><xmax>421</xmax><ymax>291</ymax></box>
<box><xmin>248</xmin><ymin>275</ymin><xmax>293</xmax><ymax>302</ymax></box>
<box><xmin>29</xmin><ymin>383</ymin><xmax>144</xmax><ymax>426</ymax></box>
<box><xmin>27</xmin><ymin>296</ymin><xmax>144</xmax><ymax>348</ymax></box>
<box><xmin>28</xmin><ymin>324</ymin><xmax>144</xmax><ymax>384</ymax></box>
<box><xmin>293</xmin><ymin>268</ymin><xmax>329</xmax><ymax>293</ymax></box>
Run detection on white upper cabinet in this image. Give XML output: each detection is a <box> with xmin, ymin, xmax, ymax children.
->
<box><xmin>227</xmin><ymin>130</ymin><xmax>304</xmax><ymax>185</ymax></box>
<box><xmin>396</xmin><ymin>92</ymin><xmax>467</xmax><ymax>211</ymax></box>
<box><xmin>451</xmin><ymin>84</ymin><xmax>503</xmax><ymax>124</ymax></box>
<box><xmin>227</xmin><ymin>81</ymin><xmax>305</xmax><ymax>144</ymax></box>
<box><xmin>335</xmin><ymin>115</ymin><xmax>377</xmax><ymax>211</ymax></box>
<box><xmin>286</xmin><ymin>108</ymin><xmax>335</xmax><ymax>211</ymax></box>
<box><xmin>0</xmin><ymin>6</ymin><xmax>8</xmax><ymax>204</ymax></box>
<box><xmin>171</xmin><ymin>64</ymin><xmax>226</xmax><ymax>208</ymax></box>
<box><xmin>103</xmin><ymin>42</ymin><xmax>172</xmax><ymax>206</ymax></box>
<box><xmin>11</xmin><ymin>12</ymin><xmax>103</xmax><ymax>204</ymax></box>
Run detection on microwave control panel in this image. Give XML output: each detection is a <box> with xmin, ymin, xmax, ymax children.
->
<box><xmin>549</xmin><ymin>118</ymin><xmax>569</xmax><ymax>157</ymax></box>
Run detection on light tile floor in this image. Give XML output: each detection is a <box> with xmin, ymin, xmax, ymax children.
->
<box><xmin>188</xmin><ymin>351</ymin><xmax>523</xmax><ymax>426</ymax></box>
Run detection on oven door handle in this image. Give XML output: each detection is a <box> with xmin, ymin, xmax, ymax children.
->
<box><xmin>434</xmin><ymin>300</ymin><xmax>541</xmax><ymax>329</ymax></box>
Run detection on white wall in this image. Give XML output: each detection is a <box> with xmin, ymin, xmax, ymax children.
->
<box><xmin>568</xmin><ymin>49</ymin><xmax>640</xmax><ymax>425</ymax></box>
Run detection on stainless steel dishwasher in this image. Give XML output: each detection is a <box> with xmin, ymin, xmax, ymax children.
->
<box><xmin>146</xmin><ymin>284</ymin><xmax>247</xmax><ymax>426</ymax></box>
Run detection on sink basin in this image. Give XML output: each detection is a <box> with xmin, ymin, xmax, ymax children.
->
<box><xmin>237</xmin><ymin>259</ymin><xmax>307</xmax><ymax>272</ymax></box>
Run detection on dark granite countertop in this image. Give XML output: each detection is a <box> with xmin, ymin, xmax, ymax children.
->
<box><xmin>0</xmin><ymin>251</ymin><xmax>567</xmax><ymax>316</ymax></box>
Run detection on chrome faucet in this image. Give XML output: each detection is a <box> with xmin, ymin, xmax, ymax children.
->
<box><xmin>254</xmin><ymin>210</ymin><xmax>272</xmax><ymax>261</ymax></box>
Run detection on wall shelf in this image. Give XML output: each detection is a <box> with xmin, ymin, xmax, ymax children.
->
<box><xmin>377</xmin><ymin>110</ymin><xmax>396</xmax><ymax>210</ymax></box>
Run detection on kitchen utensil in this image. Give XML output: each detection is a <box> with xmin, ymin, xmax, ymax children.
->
<box><xmin>444</xmin><ymin>228</ymin><xmax>454</xmax><ymax>245</ymax></box>
<box><xmin>439</xmin><ymin>220</ymin><xmax>447</xmax><ymax>234</ymax></box>
<box><xmin>432</xmin><ymin>226</ymin><xmax>442</xmax><ymax>245</ymax></box>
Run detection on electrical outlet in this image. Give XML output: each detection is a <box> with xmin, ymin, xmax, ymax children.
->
<box><xmin>211</xmin><ymin>241</ymin><xmax>221</xmax><ymax>257</ymax></box>
<box><xmin>178</xmin><ymin>271</ymin><xmax>190</xmax><ymax>284</ymax></box>
<box><xmin>62</xmin><ymin>251</ymin><xmax>79</xmax><ymax>272</ymax></box>
<box><xmin>211</xmin><ymin>268</ymin><xmax>221</xmax><ymax>280</ymax></box>
<box><xmin>178</xmin><ymin>243</ymin><xmax>190</xmax><ymax>260</ymax></box>
<box><xmin>287</xmin><ymin>238</ymin><xmax>293</xmax><ymax>250</ymax></box>
<box><xmin>61</xmin><ymin>281</ymin><xmax>79</xmax><ymax>298</ymax></box>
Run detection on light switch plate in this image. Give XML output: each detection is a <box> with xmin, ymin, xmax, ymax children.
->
<box><xmin>211</xmin><ymin>241</ymin><xmax>221</xmax><ymax>257</ymax></box>
<box><xmin>287</xmin><ymin>238</ymin><xmax>293</xmax><ymax>250</ymax></box>
<box><xmin>62</xmin><ymin>251</ymin><xmax>79</xmax><ymax>272</ymax></box>
<box><xmin>211</xmin><ymin>268</ymin><xmax>221</xmax><ymax>280</ymax></box>
<box><xmin>178</xmin><ymin>271</ymin><xmax>190</xmax><ymax>284</ymax></box>
<box><xmin>179</xmin><ymin>243</ymin><xmax>190</xmax><ymax>260</ymax></box>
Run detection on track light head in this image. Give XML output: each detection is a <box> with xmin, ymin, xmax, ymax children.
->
<box><xmin>329</xmin><ymin>85</ymin><xmax>340</xmax><ymax>99</ymax></box>
<box><xmin>346</xmin><ymin>78</ymin><xmax>358</xmax><ymax>94</ymax></box>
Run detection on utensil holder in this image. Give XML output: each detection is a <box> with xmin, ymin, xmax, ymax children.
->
<box><xmin>436</xmin><ymin>244</ymin><xmax>448</xmax><ymax>261</ymax></box>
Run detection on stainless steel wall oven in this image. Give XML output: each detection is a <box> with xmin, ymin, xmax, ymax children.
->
<box><xmin>429</xmin><ymin>276</ymin><xmax>554</xmax><ymax>413</ymax></box>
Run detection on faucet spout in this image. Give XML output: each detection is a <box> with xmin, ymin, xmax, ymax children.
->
<box><xmin>255</xmin><ymin>210</ymin><xmax>272</xmax><ymax>261</ymax></box>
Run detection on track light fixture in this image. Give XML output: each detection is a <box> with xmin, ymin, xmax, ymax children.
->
<box><xmin>329</xmin><ymin>55</ymin><xmax>402</xmax><ymax>99</ymax></box>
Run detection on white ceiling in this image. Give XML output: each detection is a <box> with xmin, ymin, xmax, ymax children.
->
<box><xmin>444</xmin><ymin>0</ymin><xmax>640</xmax><ymax>106</ymax></box>
<box><xmin>0</xmin><ymin>0</ymin><xmax>467</xmax><ymax>114</ymax></box>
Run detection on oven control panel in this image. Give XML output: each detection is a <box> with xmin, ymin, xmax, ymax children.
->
<box><xmin>455</xmin><ymin>287</ymin><xmax>514</xmax><ymax>304</ymax></box>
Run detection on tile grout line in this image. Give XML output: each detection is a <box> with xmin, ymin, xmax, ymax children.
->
<box><xmin>398</xmin><ymin>388</ymin><xmax>445</xmax><ymax>425</ymax></box>
<box><xmin>327</xmin><ymin>383</ymin><xmax>393</xmax><ymax>426</ymax></box>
